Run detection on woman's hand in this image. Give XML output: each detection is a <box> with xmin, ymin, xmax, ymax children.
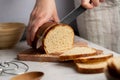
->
<box><xmin>81</xmin><ymin>0</ymin><xmax>105</xmax><ymax>9</ymax></box>
<box><xmin>27</xmin><ymin>0</ymin><xmax>59</xmax><ymax>46</ymax></box>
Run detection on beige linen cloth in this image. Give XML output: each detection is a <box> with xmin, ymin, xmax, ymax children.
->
<box><xmin>74</xmin><ymin>0</ymin><xmax>120</xmax><ymax>53</ymax></box>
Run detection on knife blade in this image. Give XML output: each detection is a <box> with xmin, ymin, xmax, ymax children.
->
<box><xmin>60</xmin><ymin>5</ymin><xmax>86</xmax><ymax>24</ymax></box>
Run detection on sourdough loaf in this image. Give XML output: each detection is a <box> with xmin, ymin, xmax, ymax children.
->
<box><xmin>59</xmin><ymin>47</ymin><xmax>102</xmax><ymax>61</ymax></box>
<box><xmin>74</xmin><ymin>53</ymin><xmax>113</xmax><ymax>63</ymax></box>
<box><xmin>32</xmin><ymin>22</ymin><xmax>74</xmax><ymax>54</ymax></box>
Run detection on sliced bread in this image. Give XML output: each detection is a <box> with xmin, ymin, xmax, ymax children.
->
<box><xmin>59</xmin><ymin>47</ymin><xmax>101</xmax><ymax>61</ymax></box>
<box><xmin>105</xmin><ymin>57</ymin><xmax>120</xmax><ymax>79</ymax></box>
<box><xmin>107</xmin><ymin>57</ymin><xmax>120</xmax><ymax>76</ymax></box>
<box><xmin>105</xmin><ymin>67</ymin><xmax>120</xmax><ymax>80</ymax></box>
<box><xmin>74</xmin><ymin>53</ymin><xmax>113</xmax><ymax>63</ymax></box>
<box><xmin>111</xmin><ymin>57</ymin><xmax>120</xmax><ymax>74</ymax></box>
<box><xmin>75</xmin><ymin>62</ymin><xmax>107</xmax><ymax>73</ymax></box>
<box><xmin>32</xmin><ymin>22</ymin><xmax>74</xmax><ymax>54</ymax></box>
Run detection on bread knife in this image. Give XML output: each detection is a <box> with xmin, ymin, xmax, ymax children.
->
<box><xmin>32</xmin><ymin>6</ymin><xmax>87</xmax><ymax>49</ymax></box>
<box><xmin>60</xmin><ymin>5</ymin><xmax>86</xmax><ymax>24</ymax></box>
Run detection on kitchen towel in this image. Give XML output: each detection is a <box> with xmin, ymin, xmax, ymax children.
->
<box><xmin>74</xmin><ymin>0</ymin><xmax>120</xmax><ymax>53</ymax></box>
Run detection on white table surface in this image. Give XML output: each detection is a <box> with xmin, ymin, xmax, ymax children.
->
<box><xmin>0</xmin><ymin>36</ymin><xmax>120</xmax><ymax>80</ymax></box>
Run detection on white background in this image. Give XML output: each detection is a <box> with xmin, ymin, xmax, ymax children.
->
<box><xmin>0</xmin><ymin>0</ymin><xmax>74</xmax><ymax>25</ymax></box>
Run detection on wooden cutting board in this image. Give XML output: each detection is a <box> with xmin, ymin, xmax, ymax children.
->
<box><xmin>17</xmin><ymin>41</ymin><xmax>88</xmax><ymax>62</ymax></box>
<box><xmin>17</xmin><ymin>48</ymin><xmax>61</xmax><ymax>62</ymax></box>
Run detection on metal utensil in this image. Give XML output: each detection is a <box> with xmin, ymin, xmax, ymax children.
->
<box><xmin>0</xmin><ymin>60</ymin><xmax>29</xmax><ymax>75</ymax></box>
<box><xmin>60</xmin><ymin>5</ymin><xmax>86</xmax><ymax>24</ymax></box>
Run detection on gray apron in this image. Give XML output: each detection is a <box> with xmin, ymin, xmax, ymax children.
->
<box><xmin>74</xmin><ymin>0</ymin><xmax>120</xmax><ymax>53</ymax></box>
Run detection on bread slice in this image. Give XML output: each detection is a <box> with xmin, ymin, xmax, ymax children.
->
<box><xmin>75</xmin><ymin>62</ymin><xmax>107</xmax><ymax>74</ymax></box>
<box><xmin>106</xmin><ymin>57</ymin><xmax>120</xmax><ymax>78</ymax></box>
<box><xmin>59</xmin><ymin>47</ymin><xmax>102</xmax><ymax>61</ymax></box>
<box><xmin>112</xmin><ymin>57</ymin><xmax>120</xmax><ymax>74</ymax></box>
<box><xmin>32</xmin><ymin>22</ymin><xmax>74</xmax><ymax>54</ymax></box>
<box><xmin>74</xmin><ymin>53</ymin><xmax>113</xmax><ymax>63</ymax></box>
<box><xmin>105</xmin><ymin>67</ymin><xmax>120</xmax><ymax>80</ymax></box>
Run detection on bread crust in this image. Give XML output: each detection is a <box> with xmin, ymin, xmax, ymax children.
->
<box><xmin>74</xmin><ymin>53</ymin><xmax>113</xmax><ymax>63</ymax></box>
<box><xmin>77</xmin><ymin>67</ymin><xmax>104</xmax><ymax>74</ymax></box>
<box><xmin>105</xmin><ymin>57</ymin><xmax>120</xmax><ymax>79</ymax></box>
<box><xmin>107</xmin><ymin>64</ymin><xmax>120</xmax><ymax>78</ymax></box>
<box><xmin>112</xmin><ymin>57</ymin><xmax>120</xmax><ymax>75</ymax></box>
<box><xmin>105</xmin><ymin>66</ymin><xmax>120</xmax><ymax>80</ymax></box>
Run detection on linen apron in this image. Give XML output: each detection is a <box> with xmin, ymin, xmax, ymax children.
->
<box><xmin>74</xmin><ymin>0</ymin><xmax>120</xmax><ymax>53</ymax></box>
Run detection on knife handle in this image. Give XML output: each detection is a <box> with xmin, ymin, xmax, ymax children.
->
<box><xmin>60</xmin><ymin>0</ymin><xmax>92</xmax><ymax>24</ymax></box>
<box><xmin>60</xmin><ymin>5</ymin><xmax>86</xmax><ymax>24</ymax></box>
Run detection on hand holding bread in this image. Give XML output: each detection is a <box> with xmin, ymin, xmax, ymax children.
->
<box><xmin>27</xmin><ymin>0</ymin><xmax>59</xmax><ymax>46</ymax></box>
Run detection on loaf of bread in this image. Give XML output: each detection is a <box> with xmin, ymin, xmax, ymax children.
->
<box><xmin>76</xmin><ymin>62</ymin><xmax>107</xmax><ymax>74</ymax></box>
<box><xmin>59</xmin><ymin>47</ymin><xmax>102</xmax><ymax>61</ymax></box>
<box><xmin>74</xmin><ymin>53</ymin><xmax>113</xmax><ymax>63</ymax></box>
<box><xmin>32</xmin><ymin>22</ymin><xmax>74</xmax><ymax>54</ymax></box>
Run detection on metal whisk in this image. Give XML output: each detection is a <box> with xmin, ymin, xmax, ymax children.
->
<box><xmin>0</xmin><ymin>60</ymin><xmax>29</xmax><ymax>75</ymax></box>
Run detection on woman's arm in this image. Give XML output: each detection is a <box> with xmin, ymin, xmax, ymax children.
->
<box><xmin>27</xmin><ymin>0</ymin><xmax>59</xmax><ymax>46</ymax></box>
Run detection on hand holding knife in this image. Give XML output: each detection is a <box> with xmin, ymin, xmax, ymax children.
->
<box><xmin>60</xmin><ymin>0</ymin><xmax>92</xmax><ymax>24</ymax></box>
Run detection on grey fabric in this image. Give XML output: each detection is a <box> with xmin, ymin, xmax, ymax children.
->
<box><xmin>74</xmin><ymin>0</ymin><xmax>120</xmax><ymax>53</ymax></box>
